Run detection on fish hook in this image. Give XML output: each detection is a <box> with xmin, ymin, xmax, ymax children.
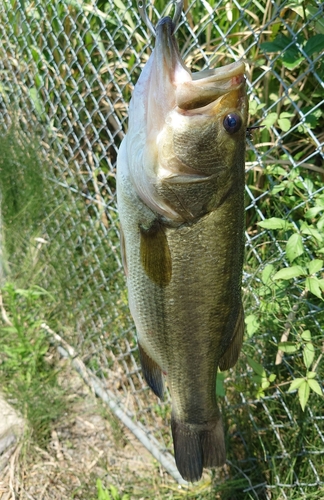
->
<box><xmin>136</xmin><ymin>0</ymin><xmax>184</xmax><ymax>37</ymax></box>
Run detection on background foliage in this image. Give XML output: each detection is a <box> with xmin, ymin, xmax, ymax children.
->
<box><xmin>0</xmin><ymin>0</ymin><xmax>323</xmax><ymax>498</ymax></box>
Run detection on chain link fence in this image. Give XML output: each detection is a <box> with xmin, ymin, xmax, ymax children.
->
<box><xmin>0</xmin><ymin>0</ymin><xmax>324</xmax><ymax>497</ymax></box>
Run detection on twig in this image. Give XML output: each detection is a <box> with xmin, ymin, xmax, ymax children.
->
<box><xmin>8</xmin><ymin>442</ymin><xmax>22</xmax><ymax>500</ymax></box>
<box><xmin>87</xmin><ymin>450</ymin><xmax>104</xmax><ymax>472</ymax></box>
<box><xmin>0</xmin><ymin>292</ymin><xmax>13</xmax><ymax>327</ymax></box>
<box><xmin>312</xmin><ymin>347</ymin><xmax>323</xmax><ymax>373</ymax></box>
<box><xmin>275</xmin><ymin>288</ymin><xmax>308</xmax><ymax>365</ymax></box>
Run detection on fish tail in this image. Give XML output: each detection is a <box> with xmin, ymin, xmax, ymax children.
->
<box><xmin>171</xmin><ymin>414</ymin><xmax>225</xmax><ymax>482</ymax></box>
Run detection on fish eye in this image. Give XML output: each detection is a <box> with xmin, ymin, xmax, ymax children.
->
<box><xmin>223</xmin><ymin>113</ymin><xmax>242</xmax><ymax>134</ymax></box>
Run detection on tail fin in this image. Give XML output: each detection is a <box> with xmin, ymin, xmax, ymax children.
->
<box><xmin>171</xmin><ymin>415</ymin><xmax>225</xmax><ymax>482</ymax></box>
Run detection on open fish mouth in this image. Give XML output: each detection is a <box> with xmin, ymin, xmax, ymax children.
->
<box><xmin>155</xmin><ymin>16</ymin><xmax>246</xmax><ymax>111</ymax></box>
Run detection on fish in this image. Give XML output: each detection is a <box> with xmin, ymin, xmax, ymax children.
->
<box><xmin>117</xmin><ymin>15</ymin><xmax>248</xmax><ymax>482</ymax></box>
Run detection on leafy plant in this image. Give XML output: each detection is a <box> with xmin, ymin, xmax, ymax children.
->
<box><xmin>243</xmin><ymin>167</ymin><xmax>324</xmax><ymax>410</ymax></box>
<box><xmin>246</xmin><ymin>356</ymin><xmax>277</xmax><ymax>400</ymax></box>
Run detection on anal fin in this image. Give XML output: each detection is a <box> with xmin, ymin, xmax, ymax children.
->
<box><xmin>138</xmin><ymin>342</ymin><xmax>164</xmax><ymax>400</ymax></box>
<box><xmin>219</xmin><ymin>304</ymin><xmax>244</xmax><ymax>371</ymax></box>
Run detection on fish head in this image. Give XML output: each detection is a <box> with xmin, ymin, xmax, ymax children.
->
<box><xmin>125</xmin><ymin>16</ymin><xmax>248</xmax><ymax>222</ymax></box>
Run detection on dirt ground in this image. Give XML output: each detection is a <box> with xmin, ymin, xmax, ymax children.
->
<box><xmin>0</xmin><ymin>356</ymin><xmax>190</xmax><ymax>500</ymax></box>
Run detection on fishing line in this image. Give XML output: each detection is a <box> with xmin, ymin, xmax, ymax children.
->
<box><xmin>246</xmin><ymin>125</ymin><xmax>265</xmax><ymax>140</ymax></box>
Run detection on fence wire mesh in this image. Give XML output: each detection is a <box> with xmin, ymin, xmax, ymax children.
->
<box><xmin>0</xmin><ymin>0</ymin><xmax>324</xmax><ymax>497</ymax></box>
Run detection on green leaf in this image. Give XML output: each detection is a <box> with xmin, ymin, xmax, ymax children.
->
<box><xmin>272</xmin><ymin>182</ymin><xmax>288</xmax><ymax>195</ymax></box>
<box><xmin>245</xmin><ymin>314</ymin><xmax>260</xmax><ymax>338</ymax></box>
<box><xmin>0</xmin><ymin>326</ymin><xmax>18</xmax><ymax>334</ymax></box>
<box><xmin>308</xmin><ymin>259</ymin><xmax>323</xmax><ymax>275</ymax></box>
<box><xmin>249</xmin><ymin>101</ymin><xmax>265</xmax><ymax>116</ymax></box>
<box><xmin>109</xmin><ymin>484</ymin><xmax>120</xmax><ymax>500</ymax></box>
<box><xmin>288</xmin><ymin>377</ymin><xmax>305</xmax><ymax>392</ymax></box>
<box><xmin>307</xmin><ymin>371</ymin><xmax>317</xmax><ymax>379</ymax></box>
<box><xmin>278</xmin><ymin>118</ymin><xmax>291</xmax><ymax>131</ymax></box>
<box><xmin>317</xmin><ymin>216</ymin><xmax>324</xmax><ymax>231</ymax></box>
<box><xmin>301</xmin><ymin>330</ymin><xmax>311</xmax><ymax>341</ymax></box>
<box><xmin>307</xmin><ymin>379</ymin><xmax>323</xmax><ymax>396</ymax></box>
<box><xmin>304</xmin><ymin>34</ymin><xmax>324</xmax><ymax>57</ymax></box>
<box><xmin>303</xmin><ymin>342</ymin><xmax>315</xmax><ymax>369</ymax></box>
<box><xmin>273</xmin><ymin>266</ymin><xmax>306</xmax><ymax>281</ymax></box>
<box><xmin>261</xmin><ymin>379</ymin><xmax>270</xmax><ymax>390</ymax></box>
<box><xmin>247</xmin><ymin>356</ymin><xmax>266</xmax><ymax>377</ymax></box>
<box><xmin>305</xmin><ymin>207</ymin><xmax>323</xmax><ymax>219</ymax></box>
<box><xmin>268</xmin><ymin>373</ymin><xmax>276</xmax><ymax>383</ymax></box>
<box><xmin>260</xmin><ymin>34</ymin><xmax>293</xmax><ymax>53</ymax></box>
<box><xmin>305</xmin><ymin>277</ymin><xmax>323</xmax><ymax>299</ymax></box>
<box><xmin>317</xmin><ymin>279</ymin><xmax>324</xmax><ymax>291</ymax></box>
<box><xmin>249</xmin><ymin>101</ymin><xmax>258</xmax><ymax>115</ymax></box>
<box><xmin>261</xmin><ymin>112</ymin><xmax>278</xmax><ymax>128</ymax></box>
<box><xmin>280</xmin><ymin>112</ymin><xmax>295</xmax><ymax>119</ymax></box>
<box><xmin>260</xmin><ymin>41</ymin><xmax>284</xmax><ymax>52</ymax></box>
<box><xmin>301</xmin><ymin>225</ymin><xmax>323</xmax><ymax>242</ymax></box>
<box><xmin>29</xmin><ymin>87</ymin><xmax>45</xmax><ymax>120</ymax></box>
<box><xmin>256</xmin><ymin>388</ymin><xmax>265</xmax><ymax>399</ymax></box>
<box><xmin>298</xmin><ymin>380</ymin><xmax>310</xmax><ymax>411</ymax></box>
<box><xmin>266</xmin><ymin>165</ymin><xmax>287</xmax><ymax>176</ymax></box>
<box><xmin>285</xmin><ymin>233</ymin><xmax>304</xmax><ymax>263</ymax></box>
<box><xmin>278</xmin><ymin>341</ymin><xmax>299</xmax><ymax>353</ymax></box>
<box><xmin>261</xmin><ymin>264</ymin><xmax>274</xmax><ymax>284</ymax></box>
<box><xmin>282</xmin><ymin>55</ymin><xmax>304</xmax><ymax>70</ymax></box>
<box><xmin>252</xmin><ymin>374</ymin><xmax>262</xmax><ymax>385</ymax></box>
<box><xmin>257</xmin><ymin>217</ymin><xmax>290</xmax><ymax>230</ymax></box>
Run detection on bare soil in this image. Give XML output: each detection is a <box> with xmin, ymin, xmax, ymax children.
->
<box><xmin>0</xmin><ymin>356</ymin><xmax>188</xmax><ymax>500</ymax></box>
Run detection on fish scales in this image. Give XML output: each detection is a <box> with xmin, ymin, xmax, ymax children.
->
<box><xmin>117</xmin><ymin>15</ymin><xmax>248</xmax><ymax>482</ymax></box>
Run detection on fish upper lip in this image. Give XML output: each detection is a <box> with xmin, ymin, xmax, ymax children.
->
<box><xmin>175</xmin><ymin>62</ymin><xmax>246</xmax><ymax>111</ymax></box>
<box><xmin>191</xmin><ymin>60</ymin><xmax>246</xmax><ymax>83</ymax></box>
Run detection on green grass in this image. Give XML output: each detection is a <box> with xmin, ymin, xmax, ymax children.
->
<box><xmin>0</xmin><ymin>282</ymin><xmax>67</xmax><ymax>446</ymax></box>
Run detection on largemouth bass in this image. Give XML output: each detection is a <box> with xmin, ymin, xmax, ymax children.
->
<box><xmin>117</xmin><ymin>15</ymin><xmax>248</xmax><ymax>482</ymax></box>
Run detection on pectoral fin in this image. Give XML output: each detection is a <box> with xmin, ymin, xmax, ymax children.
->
<box><xmin>140</xmin><ymin>220</ymin><xmax>172</xmax><ymax>286</ymax></box>
<box><xmin>219</xmin><ymin>305</ymin><xmax>244</xmax><ymax>371</ymax></box>
<box><xmin>138</xmin><ymin>342</ymin><xmax>164</xmax><ymax>400</ymax></box>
